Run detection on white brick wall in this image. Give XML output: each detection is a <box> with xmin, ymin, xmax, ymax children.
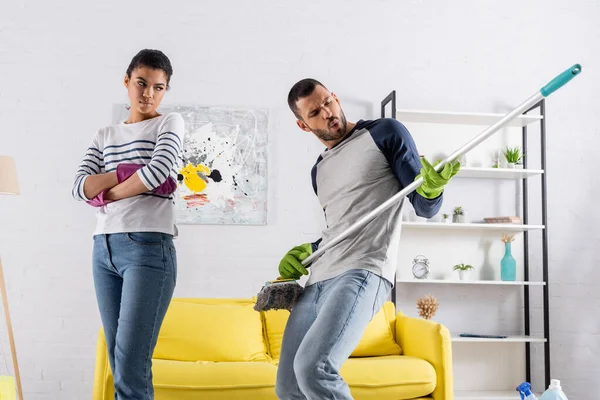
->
<box><xmin>0</xmin><ymin>0</ymin><xmax>598</xmax><ymax>398</ymax></box>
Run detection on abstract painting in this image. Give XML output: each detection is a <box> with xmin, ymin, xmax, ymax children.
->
<box><xmin>113</xmin><ymin>104</ymin><xmax>268</xmax><ymax>225</ymax></box>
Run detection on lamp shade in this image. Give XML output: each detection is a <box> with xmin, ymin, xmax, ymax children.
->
<box><xmin>0</xmin><ymin>155</ymin><xmax>19</xmax><ymax>195</ymax></box>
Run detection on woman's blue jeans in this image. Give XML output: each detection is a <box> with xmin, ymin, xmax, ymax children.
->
<box><xmin>92</xmin><ymin>232</ymin><xmax>177</xmax><ymax>400</ymax></box>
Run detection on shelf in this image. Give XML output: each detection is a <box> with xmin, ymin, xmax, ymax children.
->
<box><xmin>452</xmin><ymin>335</ymin><xmax>547</xmax><ymax>343</ymax></box>
<box><xmin>396</xmin><ymin>109</ymin><xmax>543</xmax><ymax>127</ymax></box>
<box><xmin>455</xmin><ymin>390</ymin><xmax>541</xmax><ymax>400</ymax></box>
<box><xmin>456</xmin><ymin>167</ymin><xmax>544</xmax><ymax>180</ymax></box>
<box><xmin>396</xmin><ymin>279</ymin><xmax>546</xmax><ymax>286</ymax></box>
<box><xmin>402</xmin><ymin>221</ymin><xmax>545</xmax><ymax>231</ymax></box>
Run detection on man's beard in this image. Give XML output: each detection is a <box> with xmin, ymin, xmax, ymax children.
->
<box><xmin>309</xmin><ymin>112</ymin><xmax>348</xmax><ymax>142</ymax></box>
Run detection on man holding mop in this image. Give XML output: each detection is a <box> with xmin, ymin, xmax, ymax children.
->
<box><xmin>275</xmin><ymin>78</ymin><xmax>460</xmax><ymax>400</ymax></box>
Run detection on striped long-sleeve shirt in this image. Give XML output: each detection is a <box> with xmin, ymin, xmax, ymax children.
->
<box><xmin>72</xmin><ymin>112</ymin><xmax>184</xmax><ymax>235</ymax></box>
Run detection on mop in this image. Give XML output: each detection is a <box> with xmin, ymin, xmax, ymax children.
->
<box><xmin>254</xmin><ymin>63</ymin><xmax>582</xmax><ymax>313</ymax></box>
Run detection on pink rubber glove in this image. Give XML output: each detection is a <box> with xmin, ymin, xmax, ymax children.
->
<box><xmin>116</xmin><ymin>163</ymin><xmax>177</xmax><ymax>196</ymax></box>
<box><xmin>153</xmin><ymin>175</ymin><xmax>177</xmax><ymax>195</ymax></box>
<box><xmin>116</xmin><ymin>163</ymin><xmax>144</xmax><ymax>183</ymax></box>
<box><xmin>86</xmin><ymin>189</ymin><xmax>113</xmax><ymax>208</ymax></box>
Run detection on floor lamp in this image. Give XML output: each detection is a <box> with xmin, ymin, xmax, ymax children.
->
<box><xmin>0</xmin><ymin>155</ymin><xmax>23</xmax><ymax>400</ymax></box>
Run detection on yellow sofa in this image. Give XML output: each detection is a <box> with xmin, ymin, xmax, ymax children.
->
<box><xmin>93</xmin><ymin>298</ymin><xmax>453</xmax><ymax>399</ymax></box>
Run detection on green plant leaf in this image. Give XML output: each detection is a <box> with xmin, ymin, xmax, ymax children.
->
<box><xmin>452</xmin><ymin>263</ymin><xmax>474</xmax><ymax>271</ymax></box>
<box><xmin>503</xmin><ymin>146</ymin><xmax>523</xmax><ymax>163</ymax></box>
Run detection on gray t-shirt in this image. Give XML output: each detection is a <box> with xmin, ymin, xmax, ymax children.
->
<box><xmin>307</xmin><ymin>118</ymin><xmax>443</xmax><ymax>286</ymax></box>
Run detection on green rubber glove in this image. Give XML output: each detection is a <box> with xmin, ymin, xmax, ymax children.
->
<box><xmin>415</xmin><ymin>157</ymin><xmax>461</xmax><ymax>199</ymax></box>
<box><xmin>278</xmin><ymin>243</ymin><xmax>312</xmax><ymax>279</ymax></box>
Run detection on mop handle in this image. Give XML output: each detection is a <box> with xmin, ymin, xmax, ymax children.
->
<box><xmin>302</xmin><ymin>63</ymin><xmax>581</xmax><ymax>266</ymax></box>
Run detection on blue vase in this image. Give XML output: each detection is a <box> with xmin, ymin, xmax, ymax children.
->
<box><xmin>501</xmin><ymin>242</ymin><xmax>516</xmax><ymax>281</ymax></box>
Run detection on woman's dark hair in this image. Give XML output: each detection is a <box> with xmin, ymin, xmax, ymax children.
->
<box><xmin>126</xmin><ymin>49</ymin><xmax>173</xmax><ymax>88</ymax></box>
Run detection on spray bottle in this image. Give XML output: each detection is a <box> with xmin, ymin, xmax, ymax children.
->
<box><xmin>517</xmin><ymin>382</ymin><xmax>538</xmax><ymax>400</ymax></box>
<box><xmin>539</xmin><ymin>379</ymin><xmax>568</xmax><ymax>400</ymax></box>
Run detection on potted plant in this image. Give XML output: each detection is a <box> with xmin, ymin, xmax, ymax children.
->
<box><xmin>442</xmin><ymin>213</ymin><xmax>451</xmax><ymax>223</ymax></box>
<box><xmin>453</xmin><ymin>206</ymin><xmax>465</xmax><ymax>223</ymax></box>
<box><xmin>453</xmin><ymin>263</ymin><xmax>474</xmax><ymax>280</ymax></box>
<box><xmin>503</xmin><ymin>146</ymin><xmax>524</xmax><ymax>168</ymax></box>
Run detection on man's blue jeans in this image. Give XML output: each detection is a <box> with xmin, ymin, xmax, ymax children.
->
<box><xmin>275</xmin><ymin>268</ymin><xmax>392</xmax><ymax>399</ymax></box>
<box><xmin>93</xmin><ymin>232</ymin><xmax>177</xmax><ymax>400</ymax></box>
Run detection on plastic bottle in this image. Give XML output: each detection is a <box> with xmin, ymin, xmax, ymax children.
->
<box><xmin>516</xmin><ymin>382</ymin><xmax>538</xmax><ymax>400</ymax></box>
<box><xmin>539</xmin><ymin>379</ymin><xmax>568</xmax><ymax>400</ymax></box>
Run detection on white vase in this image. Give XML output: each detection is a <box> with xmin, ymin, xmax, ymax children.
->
<box><xmin>507</xmin><ymin>162</ymin><xmax>516</xmax><ymax>169</ymax></box>
<box><xmin>458</xmin><ymin>270</ymin><xmax>470</xmax><ymax>280</ymax></box>
<box><xmin>453</xmin><ymin>214</ymin><xmax>465</xmax><ymax>223</ymax></box>
<box><xmin>442</xmin><ymin>218</ymin><xmax>451</xmax><ymax>223</ymax></box>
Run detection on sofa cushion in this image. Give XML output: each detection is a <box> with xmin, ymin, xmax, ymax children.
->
<box><xmin>350</xmin><ymin>301</ymin><xmax>402</xmax><ymax>357</ymax></box>
<box><xmin>341</xmin><ymin>355</ymin><xmax>436</xmax><ymax>399</ymax></box>
<box><xmin>154</xmin><ymin>360</ymin><xmax>278</xmax><ymax>400</ymax></box>
<box><xmin>262</xmin><ymin>308</ymin><xmax>289</xmax><ymax>361</ymax></box>
<box><xmin>148</xmin><ymin>356</ymin><xmax>433</xmax><ymax>400</ymax></box>
<box><xmin>104</xmin><ymin>356</ymin><xmax>434</xmax><ymax>400</ymax></box>
<box><xmin>262</xmin><ymin>301</ymin><xmax>401</xmax><ymax>361</ymax></box>
<box><xmin>154</xmin><ymin>300</ymin><xmax>268</xmax><ymax>362</ymax></box>
<box><xmin>153</xmin><ymin>359</ymin><xmax>277</xmax><ymax>388</ymax></box>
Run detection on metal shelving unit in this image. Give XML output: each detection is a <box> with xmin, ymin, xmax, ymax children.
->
<box><xmin>381</xmin><ymin>90</ymin><xmax>550</xmax><ymax>394</ymax></box>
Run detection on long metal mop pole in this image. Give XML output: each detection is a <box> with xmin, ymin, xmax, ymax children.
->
<box><xmin>302</xmin><ymin>63</ymin><xmax>581</xmax><ymax>266</ymax></box>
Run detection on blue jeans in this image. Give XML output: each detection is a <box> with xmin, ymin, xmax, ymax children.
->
<box><xmin>93</xmin><ymin>232</ymin><xmax>177</xmax><ymax>400</ymax></box>
<box><xmin>275</xmin><ymin>269</ymin><xmax>392</xmax><ymax>400</ymax></box>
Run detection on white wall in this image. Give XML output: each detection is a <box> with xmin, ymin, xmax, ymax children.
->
<box><xmin>0</xmin><ymin>0</ymin><xmax>598</xmax><ymax>398</ymax></box>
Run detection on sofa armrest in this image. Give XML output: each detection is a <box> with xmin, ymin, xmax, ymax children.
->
<box><xmin>93</xmin><ymin>328</ymin><xmax>112</xmax><ymax>400</ymax></box>
<box><xmin>396</xmin><ymin>312</ymin><xmax>453</xmax><ymax>400</ymax></box>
